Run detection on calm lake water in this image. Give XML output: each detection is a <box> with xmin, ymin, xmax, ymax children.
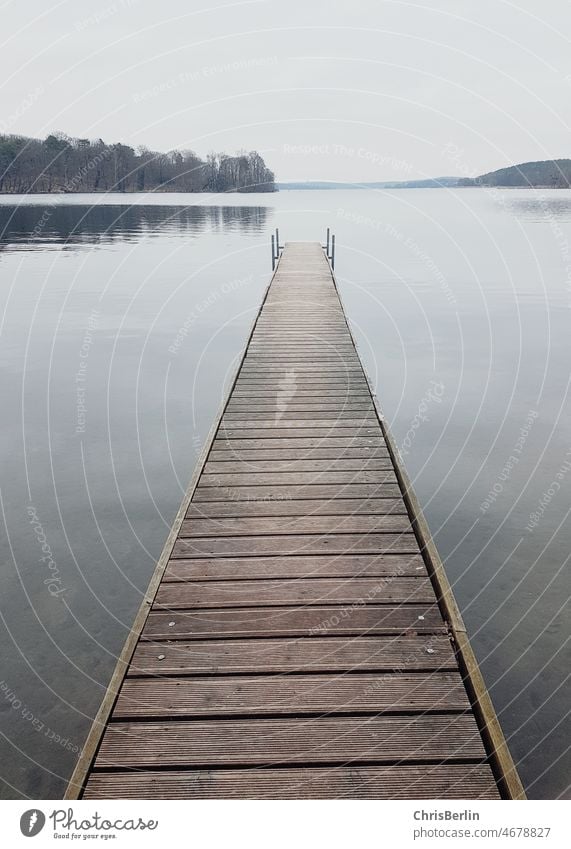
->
<box><xmin>0</xmin><ymin>189</ymin><xmax>569</xmax><ymax>799</ymax></box>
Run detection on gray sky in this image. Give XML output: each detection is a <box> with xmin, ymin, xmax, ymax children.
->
<box><xmin>2</xmin><ymin>0</ymin><xmax>570</xmax><ymax>181</ymax></box>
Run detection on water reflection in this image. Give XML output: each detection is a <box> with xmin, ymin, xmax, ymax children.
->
<box><xmin>500</xmin><ymin>192</ymin><xmax>571</xmax><ymax>222</ymax></box>
<box><xmin>0</xmin><ymin>203</ymin><xmax>269</xmax><ymax>252</ymax></box>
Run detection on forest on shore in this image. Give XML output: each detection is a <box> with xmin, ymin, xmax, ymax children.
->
<box><xmin>0</xmin><ymin>133</ymin><xmax>277</xmax><ymax>194</ymax></box>
<box><xmin>458</xmin><ymin>159</ymin><xmax>571</xmax><ymax>188</ymax></box>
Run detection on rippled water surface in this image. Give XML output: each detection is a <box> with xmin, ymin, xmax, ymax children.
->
<box><xmin>0</xmin><ymin>190</ymin><xmax>569</xmax><ymax>799</ymax></box>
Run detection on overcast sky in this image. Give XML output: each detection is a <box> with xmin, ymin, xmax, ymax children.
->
<box><xmin>2</xmin><ymin>0</ymin><xmax>570</xmax><ymax>181</ymax></box>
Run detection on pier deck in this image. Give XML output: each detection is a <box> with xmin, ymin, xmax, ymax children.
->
<box><xmin>69</xmin><ymin>242</ymin><xmax>523</xmax><ymax>799</ymax></box>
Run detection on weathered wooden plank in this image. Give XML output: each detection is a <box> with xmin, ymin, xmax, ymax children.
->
<box><xmin>230</xmin><ymin>396</ymin><xmax>371</xmax><ymax>405</ymax></box>
<box><xmin>248</xmin><ymin>328</ymin><xmax>355</xmax><ymax>342</ymax></box>
<box><xmin>244</xmin><ymin>343</ymin><xmax>360</xmax><ymax>354</ymax></box>
<box><xmin>238</xmin><ymin>361</ymin><xmax>363</xmax><ymax>368</ymax></box>
<box><xmin>250</xmin><ymin>341</ymin><xmax>354</xmax><ymax>346</ymax></box>
<box><xmin>236</xmin><ymin>376</ymin><xmax>364</xmax><ymax>384</ymax></box>
<box><xmin>206</xmin><ymin>453</ymin><xmax>391</xmax><ymax>467</ymax></box>
<box><xmin>255</xmin><ymin>318</ymin><xmax>344</xmax><ymax>322</ymax></box>
<box><xmin>238</xmin><ymin>370</ymin><xmax>366</xmax><ymax>376</ymax></box>
<box><xmin>250</xmin><ymin>335</ymin><xmax>352</xmax><ymax>340</ymax></box>
<box><xmin>245</xmin><ymin>343</ymin><xmax>355</xmax><ymax>348</ymax></box>
<box><xmin>257</xmin><ymin>309</ymin><xmax>344</xmax><ymax>313</ymax></box>
<box><xmin>224</xmin><ymin>409</ymin><xmax>376</xmax><ymax>416</ymax></box>
<box><xmin>232</xmin><ymin>389</ymin><xmax>368</xmax><ymax>397</ymax></box>
<box><xmin>225</xmin><ymin>403</ymin><xmax>374</xmax><ymax>412</ymax></box>
<box><xmin>218</xmin><ymin>419</ymin><xmax>378</xmax><ymax>430</ymax></box>
<box><xmin>142</xmin><ymin>604</ymin><xmax>443</xmax><ymax>640</ymax></box>
<box><xmin>229</xmin><ymin>402</ymin><xmax>372</xmax><ymax>412</ymax></box>
<box><xmin>154</xmin><ymin>577</ymin><xmax>433</xmax><ymax>608</ymax></box>
<box><xmin>244</xmin><ymin>353</ymin><xmax>361</xmax><ymax>361</ymax></box>
<box><xmin>241</xmin><ymin>365</ymin><xmax>364</xmax><ymax>374</ymax></box>
<box><xmin>248</xmin><ymin>337</ymin><xmax>353</xmax><ymax>341</ymax></box>
<box><xmin>83</xmin><ymin>764</ymin><xmax>500</xmax><ymax>799</ymax></box>
<box><xmin>250</xmin><ymin>337</ymin><xmax>354</xmax><ymax>344</ymax></box>
<box><xmin>238</xmin><ymin>368</ymin><xmax>367</xmax><ymax>380</ymax></box>
<box><xmin>248</xmin><ymin>334</ymin><xmax>355</xmax><ymax>339</ymax></box>
<box><xmin>164</xmin><ymin>553</ymin><xmax>426</xmax><ymax>581</ymax></box>
<box><xmin>213</xmin><ymin>437</ymin><xmax>383</xmax><ymax>450</ymax></box>
<box><xmin>172</xmin><ymin>532</ymin><xmax>419</xmax><ymax>559</ymax></box>
<box><xmin>185</xmin><ymin>497</ymin><xmax>406</xmax><ymax>519</ymax></box>
<box><xmin>247</xmin><ymin>339</ymin><xmax>355</xmax><ymax>345</ymax></box>
<box><xmin>94</xmin><ymin>714</ymin><xmax>487</xmax><ymax>768</ymax></box>
<box><xmin>235</xmin><ymin>383</ymin><xmax>365</xmax><ymax>390</ymax></box>
<box><xmin>129</xmin><ymin>635</ymin><xmax>456</xmax><ymax>675</ymax></box>
<box><xmin>248</xmin><ymin>332</ymin><xmax>347</xmax><ymax>336</ymax></box>
<box><xmin>238</xmin><ymin>360</ymin><xmax>361</xmax><ymax>368</ymax></box>
<box><xmin>248</xmin><ymin>342</ymin><xmax>355</xmax><ymax>346</ymax></box>
<box><xmin>192</xmin><ymin>482</ymin><xmax>400</xmax><ymax>501</ymax></box>
<box><xmin>215</xmin><ymin>427</ymin><xmax>380</xmax><ymax>440</ymax></box>
<box><xmin>204</xmin><ymin>459</ymin><xmax>393</xmax><ymax>474</ymax></box>
<box><xmin>234</xmin><ymin>384</ymin><xmax>369</xmax><ymax>392</ymax></box>
<box><xmin>236</xmin><ymin>373</ymin><xmax>364</xmax><ymax>381</ymax></box>
<box><xmin>113</xmin><ymin>672</ymin><xmax>470</xmax><ymax>718</ymax></box>
<box><xmin>235</xmin><ymin>384</ymin><xmax>365</xmax><ymax>390</ymax></box>
<box><xmin>241</xmin><ymin>351</ymin><xmax>355</xmax><ymax>357</ymax></box>
<box><xmin>245</xmin><ymin>332</ymin><xmax>357</xmax><ymax>340</ymax></box>
<box><xmin>232</xmin><ymin>386</ymin><xmax>368</xmax><ymax>394</ymax></box>
<box><xmin>196</xmin><ymin>471</ymin><xmax>396</xmax><ymax>488</ymax></box>
<box><xmin>239</xmin><ymin>366</ymin><xmax>364</xmax><ymax>373</ymax></box>
<box><xmin>245</xmin><ymin>350</ymin><xmax>358</xmax><ymax>358</ymax></box>
<box><xmin>225</xmin><ymin>409</ymin><xmax>376</xmax><ymax>419</ymax></box>
<box><xmin>208</xmin><ymin>448</ymin><xmax>389</xmax><ymax>462</ymax></box>
<box><xmin>256</xmin><ymin>316</ymin><xmax>344</xmax><ymax>320</ymax></box>
<box><xmin>243</xmin><ymin>358</ymin><xmax>359</xmax><ymax>364</ymax></box>
<box><xmin>255</xmin><ymin>308</ymin><xmax>346</xmax><ymax>312</ymax></box>
<box><xmin>179</xmin><ymin>514</ymin><xmax>412</xmax><ymax>538</ymax></box>
<box><xmin>232</xmin><ymin>388</ymin><xmax>368</xmax><ymax>396</ymax></box>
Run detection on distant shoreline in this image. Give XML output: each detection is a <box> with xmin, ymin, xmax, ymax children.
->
<box><xmin>0</xmin><ymin>133</ymin><xmax>276</xmax><ymax>194</ymax></box>
<box><xmin>0</xmin><ymin>188</ymin><xmax>278</xmax><ymax>196</ymax></box>
<box><xmin>278</xmin><ymin>183</ymin><xmax>571</xmax><ymax>191</ymax></box>
<box><xmin>279</xmin><ymin>160</ymin><xmax>571</xmax><ymax>191</ymax></box>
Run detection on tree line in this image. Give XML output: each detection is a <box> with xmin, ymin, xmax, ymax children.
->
<box><xmin>0</xmin><ymin>133</ymin><xmax>277</xmax><ymax>194</ymax></box>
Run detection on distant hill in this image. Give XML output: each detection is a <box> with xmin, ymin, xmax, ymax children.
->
<box><xmin>279</xmin><ymin>160</ymin><xmax>571</xmax><ymax>190</ymax></box>
<box><xmin>278</xmin><ymin>177</ymin><xmax>459</xmax><ymax>190</ymax></box>
<box><xmin>459</xmin><ymin>159</ymin><xmax>571</xmax><ymax>188</ymax></box>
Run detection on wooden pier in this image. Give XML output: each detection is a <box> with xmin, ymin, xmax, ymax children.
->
<box><xmin>68</xmin><ymin>242</ymin><xmax>524</xmax><ymax>800</ymax></box>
